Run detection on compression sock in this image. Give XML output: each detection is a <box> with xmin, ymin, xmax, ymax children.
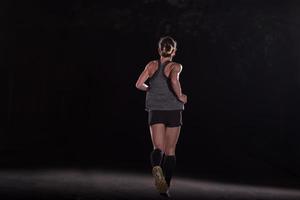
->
<box><xmin>162</xmin><ymin>155</ymin><xmax>176</xmax><ymax>187</ymax></box>
<box><xmin>150</xmin><ymin>148</ymin><xmax>163</xmax><ymax>167</ymax></box>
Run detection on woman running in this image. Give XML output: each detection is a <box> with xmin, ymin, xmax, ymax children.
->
<box><xmin>135</xmin><ymin>36</ymin><xmax>187</xmax><ymax>198</ymax></box>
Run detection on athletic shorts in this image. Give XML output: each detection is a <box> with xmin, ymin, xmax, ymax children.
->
<box><xmin>148</xmin><ymin>110</ymin><xmax>183</xmax><ymax>127</ymax></box>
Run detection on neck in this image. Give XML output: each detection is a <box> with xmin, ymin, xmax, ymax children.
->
<box><xmin>160</xmin><ymin>56</ymin><xmax>172</xmax><ymax>63</ymax></box>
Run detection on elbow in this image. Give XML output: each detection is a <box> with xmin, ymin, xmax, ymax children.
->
<box><xmin>135</xmin><ymin>82</ymin><xmax>142</xmax><ymax>89</ymax></box>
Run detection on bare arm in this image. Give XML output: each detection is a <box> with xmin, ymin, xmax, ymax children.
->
<box><xmin>170</xmin><ymin>64</ymin><xmax>183</xmax><ymax>97</ymax></box>
<box><xmin>170</xmin><ymin>64</ymin><xmax>187</xmax><ymax>103</ymax></box>
<box><xmin>135</xmin><ymin>62</ymin><xmax>153</xmax><ymax>91</ymax></box>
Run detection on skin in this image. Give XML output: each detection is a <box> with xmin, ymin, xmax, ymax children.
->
<box><xmin>135</xmin><ymin>47</ymin><xmax>187</xmax><ymax>156</ymax></box>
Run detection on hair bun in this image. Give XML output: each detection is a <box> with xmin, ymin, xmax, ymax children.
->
<box><xmin>163</xmin><ymin>45</ymin><xmax>174</xmax><ymax>54</ymax></box>
<box><xmin>158</xmin><ymin>36</ymin><xmax>177</xmax><ymax>57</ymax></box>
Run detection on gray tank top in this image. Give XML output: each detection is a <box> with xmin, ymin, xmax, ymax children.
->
<box><xmin>145</xmin><ymin>60</ymin><xmax>184</xmax><ymax>111</ymax></box>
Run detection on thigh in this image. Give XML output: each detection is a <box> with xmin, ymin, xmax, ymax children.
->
<box><xmin>149</xmin><ymin>123</ymin><xmax>166</xmax><ymax>150</ymax></box>
<box><xmin>165</xmin><ymin>126</ymin><xmax>181</xmax><ymax>151</ymax></box>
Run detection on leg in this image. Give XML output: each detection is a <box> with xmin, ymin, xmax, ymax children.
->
<box><xmin>164</xmin><ymin>126</ymin><xmax>180</xmax><ymax>156</ymax></box>
<box><xmin>162</xmin><ymin>126</ymin><xmax>181</xmax><ymax>187</ymax></box>
<box><xmin>149</xmin><ymin>123</ymin><xmax>169</xmax><ymax>193</ymax></box>
<box><xmin>149</xmin><ymin>123</ymin><xmax>166</xmax><ymax>151</ymax></box>
<box><xmin>149</xmin><ymin>123</ymin><xmax>166</xmax><ymax>167</ymax></box>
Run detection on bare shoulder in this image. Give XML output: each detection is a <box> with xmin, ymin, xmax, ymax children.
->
<box><xmin>148</xmin><ymin>60</ymin><xmax>158</xmax><ymax>70</ymax></box>
<box><xmin>146</xmin><ymin>60</ymin><xmax>158</xmax><ymax>70</ymax></box>
<box><xmin>146</xmin><ymin>60</ymin><xmax>159</xmax><ymax>77</ymax></box>
<box><xmin>170</xmin><ymin>62</ymin><xmax>183</xmax><ymax>72</ymax></box>
<box><xmin>147</xmin><ymin>60</ymin><xmax>158</xmax><ymax>66</ymax></box>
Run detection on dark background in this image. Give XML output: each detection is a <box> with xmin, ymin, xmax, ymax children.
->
<box><xmin>4</xmin><ymin>0</ymin><xmax>300</xmax><ymax>188</ymax></box>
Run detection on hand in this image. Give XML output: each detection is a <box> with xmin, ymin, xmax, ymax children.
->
<box><xmin>178</xmin><ymin>94</ymin><xmax>187</xmax><ymax>104</ymax></box>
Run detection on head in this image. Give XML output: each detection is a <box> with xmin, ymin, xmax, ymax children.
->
<box><xmin>158</xmin><ymin>36</ymin><xmax>177</xmax><ymax>58</ymax></box>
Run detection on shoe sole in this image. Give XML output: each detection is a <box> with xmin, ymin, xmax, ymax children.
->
<box><xmin>152</xmin><ymin>166</ymin><xmax>168</xmax><ymax>193</ymax></box>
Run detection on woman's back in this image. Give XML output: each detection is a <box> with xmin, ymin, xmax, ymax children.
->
<box><xmin>145</xmin><ymin>60</ymin><xmax>184</xmax><ymax>111</ymax></box>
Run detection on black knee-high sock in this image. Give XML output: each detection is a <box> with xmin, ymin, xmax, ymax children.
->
<box><xmin>162</xmin><ymin>155</ymin><xmax>176</xmax><ymax>187</ymax></box>
<box><xmin>150</xmin><ymin>148</ymin><xmax>163</xmax><ymax>167</ymax></box>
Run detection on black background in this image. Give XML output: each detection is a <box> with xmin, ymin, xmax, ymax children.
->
<box><xmin>4</xmin><ymin>0</ymin><xmax>300</xmax><ymax>188</ymax></box>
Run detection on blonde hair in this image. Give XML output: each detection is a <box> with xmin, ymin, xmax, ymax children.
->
<box><xmin>158</xmin><ymin>36</ymin><xmax>177</xmax><ymax>57</ymax></box>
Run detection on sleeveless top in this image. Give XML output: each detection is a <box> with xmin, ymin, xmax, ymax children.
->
<box><xmin>145</xmin><ymin>60</ymin><xmax>184</xmax><ymax>111</ymax></box>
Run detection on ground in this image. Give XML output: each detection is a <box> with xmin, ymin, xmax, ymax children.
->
<box><xmin>1</xmin><ymin>169</ymin><xmax>300</xmax><ymax>200</ymax></box>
